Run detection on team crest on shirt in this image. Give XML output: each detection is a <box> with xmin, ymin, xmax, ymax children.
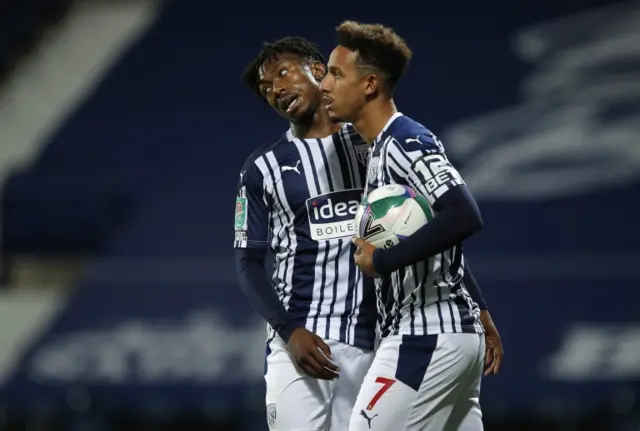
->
<box><xmin>266</xmin><ymin>403</ymin><xmax>277</xmax><ymax>428</ymax></box>
<box><xmin>354</xmin><ymin>144</ymin><xmax>370</xmax><ymax>166</ymax></box>
<box><xmin>367</xmin><ymin>156</ymin><xmax>380</xmax><ymax>184</ymax></box>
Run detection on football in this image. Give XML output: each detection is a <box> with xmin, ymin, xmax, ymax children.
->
<box><xmin>354</xmin><ymin>184</ymin><xmax>433</xmax><ymax>248</ymax></box>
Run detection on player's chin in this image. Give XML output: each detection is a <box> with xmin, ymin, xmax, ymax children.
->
<box><xmin>326</xmin><ymin>108</ymin><xmax>345</xmax><ymax>123</ymax></box>
<box><xmin>281</xmin><ymin>102</ymin><xmax>309</xmax><ymax>123</ymax></box>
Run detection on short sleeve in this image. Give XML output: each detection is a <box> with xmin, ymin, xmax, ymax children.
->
<box><xmin>385</xmin><ymin>131</ymin><xmax>466</xmax><ymax>206</ymax></box>
<box><xmin>233</xmin><ymin>162</ymin><xmax>270</xmax><ymax>249</ymax></box>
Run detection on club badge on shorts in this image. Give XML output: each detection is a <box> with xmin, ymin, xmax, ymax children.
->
<box><xmin>266</xmin><ymin>403</ymin><xmax>277</xmax><ymax>428</ymax></box>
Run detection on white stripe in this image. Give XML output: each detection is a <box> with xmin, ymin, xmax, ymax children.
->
<box><xmin>323</xmin><ymin>239</ymin><xmax>340</xmax><ymax>340</ymax></box>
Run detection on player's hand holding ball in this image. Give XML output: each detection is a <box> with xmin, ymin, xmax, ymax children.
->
<box><xmin>353</xmin><ymin>184</ymin><xmax>432</xmax><ymax>278</ymax></box>
<box><xmin>287</xmin><ymin>327</ymin><xmax>340</xmax><ymax>380</ymax></box>
<box><xmin>352</xmin><ymin>237</ymin><xmax>381</xmax><ymax>277</ymax></box>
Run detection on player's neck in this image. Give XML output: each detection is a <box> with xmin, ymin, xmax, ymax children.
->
<box><xmin>290</xmin><ymin>106</ymin><xmax>341</xmax><ymax>139</ymax></box>
<box><xmin>353</xmin><ymin>99</ymin><xmax>397</xmax><ymax>145</ymax></box>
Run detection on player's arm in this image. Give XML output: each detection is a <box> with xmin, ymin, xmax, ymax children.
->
<box><xmin>463</xmin><ymin>261</ymin><xmax>488</xmax><ymax>310</ymax></box>
<box><xmin>233</xmin><ymin>164</ymin><xmax>298</xmax><ymax>343</ymax></box>
<box><xmin>465</xmin><ymin>261</ymin><xmax>504</xmax><ymax>375</ymax></box>
<box><xmin>372</xmin><ymin>135</ymin><xmax>483</xmax><ymax>274</ymax></box>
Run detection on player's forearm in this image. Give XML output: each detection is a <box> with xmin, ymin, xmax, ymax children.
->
<box><xmin>372</xmin><ymin>185</ymin><xmax>483</xmax><ymax>274</ymax></box>
<box><xmin>234</xmin><ymin>248</ymin><xmax>299</xmax><ymax>342</ymax></box>
<box><xmin>463</xmin><ymin>261</ymin><xmax>488</xmax><ymax>310</ymax></box>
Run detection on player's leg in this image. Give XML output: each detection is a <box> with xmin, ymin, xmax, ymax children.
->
<box><xmin>328</xmin><ymin>340</ymin><xmax>375</xmax><ymax>430</ymax></box>
<box><xmin>348</xmin><ymin>333</ymin><xmax>484</xmax><ymax>431</ymax></box>
<box><xmin>347</xmin><ymin>335</ymin><xmax>422</xmax><ymax>431</ymax></box>
<box><xmin>265</xmin><ymin>336</ymin><xmax>336</xmax><ymax>431</ymax></box>
<box><xmin>444</xmin><ymin>334</ymin><xmax>485</xmax><ymax>431</ymax></box>
<box><xmin>405</xmin><ymin>333</ymin><xmax>485</xmax><ymax>430</ymax></box>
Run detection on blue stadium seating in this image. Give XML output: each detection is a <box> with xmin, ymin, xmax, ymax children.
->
<box><xmin>0</xmin><ymin>0</ymin><xmax>637</xmax><ymax>426</ymax></box>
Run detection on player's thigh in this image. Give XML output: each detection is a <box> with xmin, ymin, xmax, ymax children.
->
<box><xmin>410</xmin><ymin>333</ymin><xmax>484</xmax><ymax>431</ymax></box>
<box><xmin>265</xmin><ymin>337</ymin><xmax>335</xmax><ymax>431</ymax></box>
<box><xmin>349</xmin><ymin>333</ymin><xmax>483</xmax><ymax>431</ymax></box>
<box><xmin>445</xmin><ymin>334</ymin><xmax>485</xmax><ymax>431</ymax></box>
<box><xmin>329</xmin><ymin>341</ymin><xmax>375</xmax><ymax>431</ymax></box>
<box><xmin>348</xmin><ymin>335</ymin><xmax>421</xmax><ymax>431</ymax></box>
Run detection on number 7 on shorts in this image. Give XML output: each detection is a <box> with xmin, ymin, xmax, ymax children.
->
<box><xmin>366</xmin><ymin>377</ymin><xmax>396</xmax><ymax>410</ymax></box>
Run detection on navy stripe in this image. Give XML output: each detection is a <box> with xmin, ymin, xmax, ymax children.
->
<box><xmin>419</xmin><ymin>262</ymin><xmax>429</xmax><ymax>334</ymax></box>
<box><xmin>325</xmin><ymin>239</ymin><xmax>343</xmax><ymax>338</ymax></box>
<box><xmin>340</xmin><ymin>243</ymin><xmax>357</xmax><ymax>343</ymax></box>
<box><xmin>436</xmin><ymin>253</ymin><xmax>446</xmax><ymax>333</ymax></box>
<box><xmin>447</xmin><ymin>298</ymin><xmax>457</xmax><ymax>333</ymax></box>
<box><xmin>333</xmin><ymin>131</ymin><xmax>355</xmax><ymax>190</ymax></box>
<box><xmin>340</xmin><ymin>127</ymin><xmax>361</xmax><ymax>188</ymax></box>
<box><xmin>392</xmin><ymin>268</ymin><xmax>406</xmax><ymax>335</ymax></box>
<box><xmin>455</xmin><ymin>281</ymin><xmax>479</xmax><ymax>330</ymax></box>
<box><xmin>265</xmin><ymin>186</ymin><xmax>282</xmax><ymax>301</ymax></box>
<box><xmin>385</xmin><ymin>151</ymin><xmax>410</xmax><ymax>185</ymax></box>
<box><xmin>312</xmin><ymin>244</ymin><xmax>330</xmax><ymax>333</ymax></box>
<box><xmin>380</xmin><ymin>277</ymin><xmax>395</xmax><ymax>338</ymax></box>
<box><xmin>354</xmin><ymin>272</ymin><xmax>376</xmax><ymax>347</ymax></box>
<box><xmin>409</xmin><ymin>264</ymin><xmax>420</xmax><ymax>335</ymax></box>
<box><xmin>449</xmin><ymin>244</ymin><xmax>463</xmax><ymax>281</ymax></box>
<box><xmin>300</xmin><ymin>139</ymin><xmax>322</xmax><ymax>194</ymax></box>
<box><xmin>395</xmin><ymin>334</ymin><xmax>438</xmax><ymax>391</ymax></box>
<box><xmin>336</xmin><ymin>132</ymin><xmax>357</xmax><ymax>343</ymax></box>
<box><xmin>390</xmin><ymin>139</ymin><xmax>413</xmax><ymax>165</ymax></box>
<box><xmin>316</xmin><ymin>138</ymin><xmax>335</xmax><ymax>191</ymax></box>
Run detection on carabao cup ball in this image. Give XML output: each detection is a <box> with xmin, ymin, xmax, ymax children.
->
<box><xmin>354</xmin><ymin>184</ymin><xmax>433</xmax><ymax>248</ymax></box>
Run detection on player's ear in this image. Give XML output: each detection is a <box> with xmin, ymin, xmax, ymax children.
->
<box><xmin>310</xmin><ymin>61</ymin><xmax>326</xmax><ymax>82</ymax></box>
<box><xmin>363</xmin><ymin>74</ymin><xmax>380</xmax><ymax>97</ymax></box>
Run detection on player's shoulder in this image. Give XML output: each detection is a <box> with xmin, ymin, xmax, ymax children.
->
<box><xmin>337</xmin><ymin>122</ymin><xmax>367</xmax><ymax>148</ymax></box>
<box><xmin>239</xmin><ymin>133</ymin><xmax>288</xmax><ymax>173</ymax></box>
<box><xmin>386</xmin><ymin>114</ymin><xmax>444</xmax><ymax>154</ymax></box>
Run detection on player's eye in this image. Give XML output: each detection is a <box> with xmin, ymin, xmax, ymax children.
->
<box><xmin>279</xmin><ymin>68</ymin><xmax>288</xmax><ymax>77</ymax></box>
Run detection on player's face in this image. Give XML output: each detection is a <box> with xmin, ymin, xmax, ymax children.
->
<box><xmin>258</xmin><ymin>53</ymin><xmax>325</xmax><ymax>123</ymax></box>
<box><xmin>320</xmin><ymin>45</ymin><xmax>367</xmax><ymax>123</ymax></box>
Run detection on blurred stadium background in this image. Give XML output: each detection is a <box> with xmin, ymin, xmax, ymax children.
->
<box><xmin>0</xmin><ymin>0</ymin><xmax>638</xmax><ymax>430</ymax></box>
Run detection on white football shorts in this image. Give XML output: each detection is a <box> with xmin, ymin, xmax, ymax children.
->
<box><xmin>348</xmin><ymin>333</ymin><xmax>485</xmax><ymax>431</ymax></box>
<box><xmin>265</xmin><ymin>335</ymin><xmax>375</xmax><ymax>430</ymax></box>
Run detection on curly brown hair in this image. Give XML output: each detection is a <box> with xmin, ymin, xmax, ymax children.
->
<box><xmin>336</xmin><ymin>21</ymin><xmax>413</xmax><ymax>93</ymax></box>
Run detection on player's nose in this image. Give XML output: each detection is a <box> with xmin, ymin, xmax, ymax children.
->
<box><xmin>274</xmin><ymin>84</ymin><xmax>287</xmax><ymax>97</ymax></box>
<box><xmin>319</xmin><ymin>75</ymin><xmax>331</xmax><ymax>94</ymax></box>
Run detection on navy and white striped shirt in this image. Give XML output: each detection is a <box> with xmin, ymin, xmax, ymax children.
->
<box><xmin>233</xmin><ymin>124</ymin><xmax>377</xmax><ymax>349</ymax></box>
<box><xmin>365</xmin><ymin>113</ymin><xmax>483</xmax><ymax>338</ymax></box>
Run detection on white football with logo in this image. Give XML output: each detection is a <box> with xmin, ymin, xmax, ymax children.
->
<box><xmin>354</xmin><ymin>184</ymin><xmax>433</xmax><ymax>248</ymax></box>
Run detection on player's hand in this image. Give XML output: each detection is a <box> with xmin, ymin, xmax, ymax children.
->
<box><xmin>352</xmin><ymin>237</ymin><xmax>381</xmax><ymax>277</ymax></box>
<box><xmin>287</xmin><ymin>328</ymin><xmax>340</xmax><ymax>380</ymax></box>
<box><xmin>480</xmin><ymin>310</ymin><xmax>503</xmax><ymax>376</ymax></box>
